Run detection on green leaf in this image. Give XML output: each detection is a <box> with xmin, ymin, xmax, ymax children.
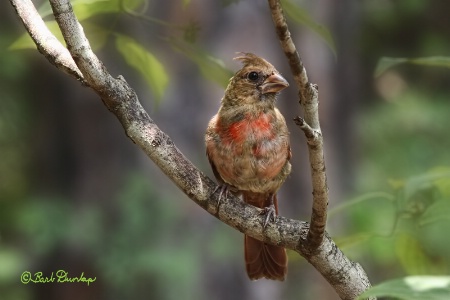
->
<box><xmin>73</xmin><ymin>0</ymin><xmax>144</xmax><ymax>21</ymax></box>
<box><xmin>37</xmin><ymin>0</ymin><xmax>145</xmax><ymax>21</ymax></box>
<box><xmin>374</xmin><ymin>57</ymin><xmax>408</xmax><ymax>77</ymax></box>
<box><xmin>10</xmin><ymin>21</ymin><xmax>109</xmax><ymax>52</ymax></box>
<box><xmin>420</xmin><ymin>198</ymin><xmax>450</xmax><ymax>226</ymax></box>
<box><xmin>281</xmin><ymin>0</ymin><xmax>336</xmax><ymax>58</ymax></box>
<box><xmin>169</xmin><ymin>39</ymin><xmax>233</xmax><ymax>88</ymax></box>
<box><xmin>10</xmin><ymin>0</ymin><xmax>140</xmax><ymax>50</ymax></box>
<box><xmin>358</xmin><ymin>276</ymin><xmax>450</xmax><ymax>300</ymax></box>
<box><xmin>375</xmin><ymin>56</ymin><xmax>450</xmax><ymax>77</ymax></box>
<box><xmin>403</xmin><ymin>169</ymin><xmax>450</xmax><ymax>204</ymax></box>
<box><xmin>115</xmin><ymin>34</ymin><xmax>168</xmax><ymax>101</ymax></box>
<box><xmin>395</xmin><ymin>234</ymin><xmax>444</xmax><ymax>275</ymax></box>
<box><xmin>328</xmin><ymin>192</ymin><xmax>394</xmax><ymax>218</ymax></box>
<box><xmin>10</xmin><ymin>33</ymin><xmax>35</xmax><ymax>50</ymax></box>
<box><xmin>409</xmin><ymin>56</ymin><xmax>450</xmax><ymax>68</ymax></box>
<box><xmin>432</xmin><ymin>167</ymin><xmax>450</xmax><ymax>197</ymax></box>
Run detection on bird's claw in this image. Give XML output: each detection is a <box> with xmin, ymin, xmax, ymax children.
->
<box><xmin>261</xmin><ymin>204</ymin><xmax>277</xmax><ymax>228</ymax></box>
<box><xmin>213</xmin><ymin>184</ymin><xmax>230</xmax><ymax>208</ymax></box>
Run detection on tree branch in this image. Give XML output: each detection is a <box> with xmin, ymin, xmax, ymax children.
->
<box><xmin>9</xmin><ymin>0</ymin><xmax>84</xmax><ymax>82</ymax></box>
<box><xmin>268</xmin><ymin>0</ymin><xmax>328</xmax><ymax>251</ymax></box>
<box><xmin>9</xmin><ymin>0</ymin><xmax>374</xmax><ymax>299</ymax></box>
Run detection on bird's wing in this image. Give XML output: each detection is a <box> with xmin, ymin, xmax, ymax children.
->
<box><xmin>206</xmin><ymin>147</ymin><xmax>225</xmax><ymax>185</ymax></box>
<box><xmin>287</xmin><ymin>144</ymin><xmax>292</xmax><ymax>161</ymax></box>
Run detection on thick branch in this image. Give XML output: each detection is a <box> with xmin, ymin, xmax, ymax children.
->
<box><xmin>10</xmin><ymin>0</ymin><xmax>373</xmax><ymax>299</ymax></box>
<box><xmin>9</xmin><ymin>0</ymin><xmax>84</xmax><ymax>82</ymax></box>
<box><xmin>268</xmin><ymin>0</ymin><xmax>328</xmax><ymax>251</ymax></box>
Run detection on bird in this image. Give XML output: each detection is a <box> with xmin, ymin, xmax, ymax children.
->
<box><xmin>205</xmin><ymin>52</ymin><xmax>291</xmax><ymax>281</ymax></box>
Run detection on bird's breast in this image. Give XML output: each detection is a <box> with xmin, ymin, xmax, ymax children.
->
<box><xmin>219</xmin><ymin>112</ymin><xmax>275</xmax><ymax>148</ymax></box>
<box><xmin>208</xmin><ymin>111</ymin><xmax>290</xmax><ymax>192</ymax></box>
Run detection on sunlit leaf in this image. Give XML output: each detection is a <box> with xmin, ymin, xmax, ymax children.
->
<box><xmin>10</xmin><ymin>33</ymin><xmax>35</xmax><ymax>50</ymax></box>
<box><xmin>74</xmin><ymin>0</ymin><xmax>144</xmax><ymax>21</ymax></box>
<box><xmin>37</xmin><ymin>0</ymin><xmax>145</xmax><ymax>21</ymax></box>
<box><xmin>281</xmin><ymin>0</ymin><xmax>336</xmax><ymax>58</ymax></box>
<box><xmin>10</xmin><ymin>21</ymin><xmax>109</xmax><ymax>52</ymax></box>
<box><xmin>375</xmin><ymin>56</ymin><xmax>450</xmax><ymax>77</ymax></box>
<box><xmin>395</xmin><ymin>234</ymin><xmax>443</xmax><ymax>275</ymax></box>
<box><xmin>115</xmin><ymin>34</ymin><xmax>168</xmax><ymax>101</ymax></box>
<box><xmin>170</xmin><ymin>39</ymin><xmax>233</xmax><ymax>88</ymax></box>
<box><xmin>11</xmin><ymin>0</ymin><xmax>124</xmax><ymax>51</ymax></box>
<box><xmin>430</xmin><ymin>167</ymin><xmax>450</xmax><ymax>197</ymax></box>
<box><xmin>358</xmin><ymin>276</ymin><xmax>450</xmax><ymax>300</ymax></box>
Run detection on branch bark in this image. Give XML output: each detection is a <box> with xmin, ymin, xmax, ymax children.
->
<box><xmin>9</xmin><ymin>0</ymin><xmax>374</xmax><ymax>299</ymax></box>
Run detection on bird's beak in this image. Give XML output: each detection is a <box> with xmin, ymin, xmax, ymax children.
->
<box><xmin>260</xmin><ymin>73</ymin><xmax>289</xmax><ymax>94</ymax></box>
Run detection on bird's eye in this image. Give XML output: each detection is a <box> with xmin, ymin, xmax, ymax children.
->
<box><xmin>247</xmin><ymin>71</ymin><xmax>259</xmax><ymax>81</ymax></box>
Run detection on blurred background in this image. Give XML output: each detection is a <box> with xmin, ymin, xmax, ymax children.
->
<box><xmin>1</xmin><ymin>0</ymin><xmax>450</xmax><ymax>299</ymax></box>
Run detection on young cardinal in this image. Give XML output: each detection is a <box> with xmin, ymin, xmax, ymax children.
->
<box><xmin>205</xmin><ymin>53</ymin><xmax>291</xmax><ymax>281</ymax></box>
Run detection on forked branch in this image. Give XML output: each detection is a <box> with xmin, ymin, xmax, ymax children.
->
<box><xmin>9</xmin><ymin>0</ymin><xmax>373</xmax><ymax>298</ymax></box>
<box><xmin>268</xmin><ymin>0</ymin><xmax>328</xmax><ymax>251</ymax></box>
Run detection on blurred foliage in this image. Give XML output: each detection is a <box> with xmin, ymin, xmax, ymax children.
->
<box><xmin>281</xmin><ymin>0</ymin><xmax>336</xmax><ymax>57</ymax></box>
<box><xmin>358</xmin><ymin>275</ymin><xmax>450</xmax><ymax>300</ymax></box>
<box><xmin>11</xmin><ymin>0</ymin><xmax>145</xmax><ymax>49</ymax></box>
<box><xmin>9</xmin><ymin>0</ymin><xmax>339</xmax><ymax>101</ymax></box>
<box><xmin>95</xmin><ymin>174</ymin><xmax>201</xmax><ymax>300</ymax></box>
<box><xmin>10</xmin><ymin>0</ymin><xmax>169</xmax><ymax>102</ymax></box>
<box><xmin>169</xmin><ymin>38</ymin><xmax>233</xmax><ymax>88</ymax></box>
<box><xmin>336</xmin><ymin>0</ymin><xmax>450</xmax><ymax>287</ymax></box>
<box><xmin>357</xmin><ymin>91</ymin><xmax>450</xmax><ymax>191</ymax></box>
<box><xmin>333</xmin><ymin>168</ymin><xmax>450</xmax><ymax>298</ymax></box>
<box><xmin>375</xmin><ymin>56</ymin><xmax>450</xmax><ymax>77</ymax></box>
<box><xmin>0</xmin><ymin>32</ymin><xmax>31</xmax><ymax>221</ymax></box>
<box><xmin>115</xmin><ymin>34</ymin><xmax>168</xmax><ymax>101</ymax></box>
<box><xmin>0</xmin><ymin>174</ymin><xmax>218</xmax><ymax>300</ymax></box>
<box><xmin>35</xmin><ymin>0</ymin><xmax>144</xmax><ymax>21</ymax></box>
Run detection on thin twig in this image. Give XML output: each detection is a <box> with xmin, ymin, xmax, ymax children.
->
<box><xmin>268</xmin><ymin>0</ymin><xmax>328</xmax><ymax>251</ymax></box>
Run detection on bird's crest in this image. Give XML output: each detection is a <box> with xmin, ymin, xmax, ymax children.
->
<box><xmin>233</xmin><ymin>52</ymin><xmax>274</xmax><ymax>69</ymax></box>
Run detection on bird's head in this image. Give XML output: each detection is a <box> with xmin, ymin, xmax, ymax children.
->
<box><xmin>222</xmin><ymin>52</ymin><xmax>289</xmax><ymax>107</ymax></box>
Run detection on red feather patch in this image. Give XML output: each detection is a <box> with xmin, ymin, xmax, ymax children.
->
<box><xmin>218</xmin><ymin>112</ymin><xmax>274</xmax><ymax>146</ymax></box>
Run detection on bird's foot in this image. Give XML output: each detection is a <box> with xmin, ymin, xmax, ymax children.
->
<box><xmin>212</xmin><ymin>183</ymin><xmax>230</xmax><ymax>208</ymax></box>
<box><xmin>261</xmin><ymin>193</ymin><xmax>277</xmax><ymax>228</ymax></box>
<box><xmin>261</xmin><ymin>204</ymin><xmax>277</xmax><ymax>228</ymax></box>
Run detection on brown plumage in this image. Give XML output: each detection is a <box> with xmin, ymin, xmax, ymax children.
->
<box><xmin>205</xmin><ymin>53</ymin><xmax>291</xmax><ymax>280</ymax></box>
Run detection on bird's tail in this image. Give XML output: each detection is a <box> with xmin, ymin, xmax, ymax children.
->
<box><xmin>243</xmin><ymin>192</ymin><xmax>287</xmax><ymax>281</ymax></box>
